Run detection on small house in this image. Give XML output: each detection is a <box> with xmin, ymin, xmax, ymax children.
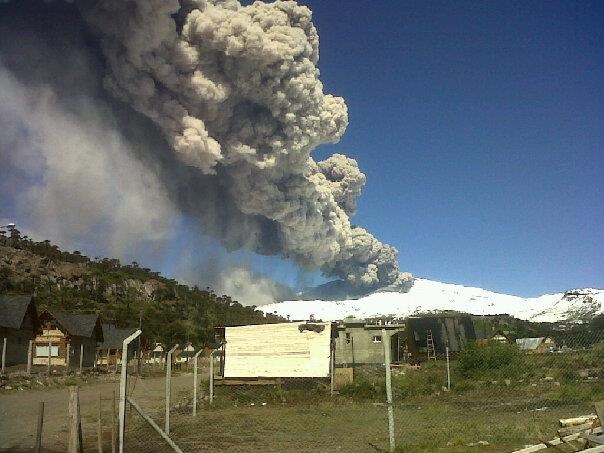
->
<box><xmin>0</xmin><ymin>295</ymin><xmax>41</xmax><ymax>366</ymax></box>
<box><xmin>516</xmin><ymin>337</ymin><xmax>556</xmax><ymax>353</ymax></box>
<box><xmin>33</xmin><ymin>310</ymin><xmax>103</xmax><ymax>367</ymax></box>
<box><xmin>97</xmin><ymin>324</ymin><xmax>140</xmax><ymax>367</ymax></box>
<box><xmin>175</xmin><ymin>342</ymin><xmax>196</xmax><ymax>364</ymax></box>
<box><xmin>215</xmin><ymin>322</ymin><xmax>336</xmax><ymax>381</ymax></box>
<box><xmin>150</xmin><ymin>343</ymin><xmax>165</xmax><ymax>364</ymax></box>
<box><xmin>335</xmin><ymin>318</ymin><xmax>406</xmax><ymax>366</ymax></box>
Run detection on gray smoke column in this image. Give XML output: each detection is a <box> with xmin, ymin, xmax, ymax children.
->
<box><xmin>3</xmin><ymin>0</ymin><xmax>412</xmax><ymax>291</ymax></box>
<box><xmin>78</xmin><ymin>0</ymin><xmax>412</xmax><ymax>290</ymax></box>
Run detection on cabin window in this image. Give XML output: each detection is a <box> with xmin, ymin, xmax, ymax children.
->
<box><xmin>372</xmin><ymin>335</ymin><xmax>382</xmax><ymax>343</ymax></box>
<box><xmin>36</xmin><ymin>345</ymin><xmax>59</xmax><ymax>357</ymax></box>
<box><xmin>345</xmin><ymin>333</ymin><xmax>351</xmax><ymax>344</ymax></box>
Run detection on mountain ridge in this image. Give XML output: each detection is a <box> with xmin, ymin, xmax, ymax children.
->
<box><xmin>261</xmin><ymin>278</ymin><xmax>604</xmax><ymax>323</ymax></box>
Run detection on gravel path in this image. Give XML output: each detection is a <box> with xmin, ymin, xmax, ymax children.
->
<box><xmin>0</xmin><ymin>372</ymin><xmax>194</xmax><ymax>452</ymax></box>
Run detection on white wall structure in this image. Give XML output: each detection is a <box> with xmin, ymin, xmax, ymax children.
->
<box><xmin>223</xmin><ymin>322</ymin><xmax>332</xmax><ymax>379</ymax></box>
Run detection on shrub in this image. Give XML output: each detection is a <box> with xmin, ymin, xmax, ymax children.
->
<box><xmin>393</xmin><ymin>364</ymin><xmax>445</xmax><ymax>397</ymax></box>
<box><xmin>339</xmin><ymin>376</ymin><xmax>382</xmax><ymax>400</ymax></box>
<box><xmin>592</xmin><ymin>341</ymin><xmax>604</xmax><ymax>359</ymax></box>
<box><xmin>457</xmin><ymin>341</ymin><xmax>524</xmax><ymax>377</ymax></box>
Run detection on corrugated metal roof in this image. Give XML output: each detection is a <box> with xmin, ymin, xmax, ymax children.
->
<box><xmin>0</xmin><ymin>294</ymin><xmax>35</xmax><ymax>329</ymax></box>
<box><xmin>516</xmin><ymin>337</ymin><xmax>545</xmax><ymax>350</ymax></box>
<box><xmin>223</xmin><ymin>322</ymin><xmax>332</xmax><ymax>378</ymax></box>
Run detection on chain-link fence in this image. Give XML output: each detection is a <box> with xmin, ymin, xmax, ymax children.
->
<box><xmin>118</xmin><ymin>327</ymin><xmax>603</xmax><ymax>453</ymax></box>
<box><xmin>1</xmin><ymin>326</ymin><xmax>602</xmax><ymax>452</ymax></box>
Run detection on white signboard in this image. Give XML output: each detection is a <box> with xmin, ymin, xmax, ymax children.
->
<box><xmin>223</xmin><ymin>322</ymin><xmax>332</xmax><ymax>378</ymax></box>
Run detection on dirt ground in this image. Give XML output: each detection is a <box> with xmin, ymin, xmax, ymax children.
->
<box><xmin>0</xmin><ymin>372</ymin><xmax>194</xmax><ymax>452</ymax></box>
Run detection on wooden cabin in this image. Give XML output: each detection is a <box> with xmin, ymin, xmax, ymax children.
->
<box><xmin>175</xmin><ymin>342</ymin><xmax>196</xmax><ymax>364</ymax></box>
<box><xmin>0</xmin><ymin>295</ymin><xmax>41</xmax><ymax>366</ymax></box>
<box><xmin>150</xmin><ymin>343</ymin><xmax>165</xmax><ymax>364</ymax></box>
<box><xmin>33</xmin><ymin>310</ymin><xmax>103</xmax><ymax>368</ymax></box>
<box><xmin>97</xmin><ymin>324</ymin><xmax>141</xmax><ymax>367</ymax></box>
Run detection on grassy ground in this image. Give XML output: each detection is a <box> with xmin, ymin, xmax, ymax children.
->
<box><xmin>125</xmin><ymin>346</ymin><xmax>603</xmax><ymax>452</ymax></box>
<box><xmin>122</xmin><ymin>351</ymin><xmax>602</xmax><ymax>453</ymax></box>
<box><xmin>2</xmin><ymin>347</ymin><xmax>601</xmax><ymax>452</ymax></box>
<box><xmin>125</xmin><ymin>394</ymin><xmax>593</xmax><ymax>452</ymax></box>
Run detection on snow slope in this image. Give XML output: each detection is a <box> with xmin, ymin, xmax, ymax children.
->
<box><xmin>260</xmin><ymin>279</ymin><xmax>604</xmax><ymax>323</ymax></box>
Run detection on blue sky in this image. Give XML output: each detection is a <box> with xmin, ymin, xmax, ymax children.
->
<box><xmin>295</xmin><ymin>0</ymin><xmax>603</xmax><ymax>296</ymax></box>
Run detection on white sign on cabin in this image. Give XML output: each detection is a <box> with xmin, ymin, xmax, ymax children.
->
<box><xmin>223</xmin><ymin>322</ymin><xmax>332</xmax><ymax>379</ymax></box>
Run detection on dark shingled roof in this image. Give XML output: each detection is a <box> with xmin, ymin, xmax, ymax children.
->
<box><xmin>43</xmin><ymin>310</ymin><xmax>103</xmax><ymax>341</ymax></box>
<box><xmin>99</xmin><ymin>324</ymin><xmax>138</xmax><ymax>350</ymax></box>
<box><xmin>0</xmin><ymin>295</ymin><xmax>35</xmax><ymax>329</ymax></box>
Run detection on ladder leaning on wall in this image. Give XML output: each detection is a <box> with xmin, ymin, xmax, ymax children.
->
<box><xmin>426</xmin><ymin>330</ymin><xmax>437</xmax><ymax>360</ymax></box>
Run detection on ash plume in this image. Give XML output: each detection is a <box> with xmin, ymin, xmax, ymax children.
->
<box><xmin>0</xmin><ymin>0</ymin><xmax>413</xmax><ymax>292</ymax></box>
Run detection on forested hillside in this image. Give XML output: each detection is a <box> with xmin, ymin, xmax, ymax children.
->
<box><xmin>0</xmin><ymin>227</ymin><xmax>283</xmax><ymax>346</ymax></box>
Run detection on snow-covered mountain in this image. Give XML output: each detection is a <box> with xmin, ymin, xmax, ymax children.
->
<box><xmin>260</xmin><ymin>279</ymin><xmax>604</xmax><ymax>323</ymax></box>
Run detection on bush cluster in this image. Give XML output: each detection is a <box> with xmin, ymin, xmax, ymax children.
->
<box><xmin>457</xmin><ymin>341</ymin><xmax>523</xmax><ymax>377</ymax></box>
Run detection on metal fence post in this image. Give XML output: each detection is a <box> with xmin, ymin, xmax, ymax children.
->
<box><xmin>165</xmin><ymin>344</ymin><xmax>179</xmax><ymax>435</ymax></box>
<box><xmin>112</xmin><ymin>390</ymin><xmax>116</xmax><ymax>453</ymax></box>
<box><xmin>118</xmin><ymin>329</ymin><xmax>142</xmax><ymax>453</ymax></box>
<box><xmin>27</xmin><ymin>339</ymin><xmax>33</xmax><ymax>375</ymax></box>
<box><xmin>1</xmin><ymin>337</ymin><xmax>6</xmax><ymax>375</ymax></box>
<box><xmin>382</xmin><ymin>329</ymin><xmax>395</xmax><ymax>452</ymax></box>
<box><xmin>446</xmin><ymin>346</ymin><xmax>451</xmax><ymax>391</ymax></box>
<box><xmin>193</xmin><ymin>348</ymin><xmax>204</xmax><ymax>416</ymax></box>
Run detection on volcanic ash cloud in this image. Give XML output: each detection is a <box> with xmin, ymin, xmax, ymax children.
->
<box><xmin>11</xmin><ymin>0</ymin><xmax>413</xmax><ymax>291</ymax></box>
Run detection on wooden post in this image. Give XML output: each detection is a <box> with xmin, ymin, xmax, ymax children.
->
<box><xmin>27</xmin><ymin>340</ymin><xmax>33</xmax><ymax>375</ymax></box>
<box><xmin>382</xmin><ymin>329</ymin><xmax>395</xmax><ymax>452</ymax></box>
<box><xmin>94</xmin><ymin>349</ymin><xmax>98</xmax><ymax>370</ymax></box>
<box><xmin>111</xmin><ymin>390</ymin><xmax>116</xmax><ymax>453</ymax></box>
<box><xmin>1</xmin><ymin>337</ymin><xmax>6</xmax><ymax>375</ymax></box>
<box><xmin>97</xmin><ymin>392</ymin><xmax>103</xmax><ymax>453</ymax></box>
<box><xmin>65</xmin><ymin>343</ymin><xmax>71</xmax><ymax>375</ymax></box>
<box><xmin>193</xmin><ymin>349</ymin><xmax>204</xmax><ymax>416</ymax></box>
<box><xmin>330</xmin><ymin>340</ymin><xmax>335</xmax><ymax>397</ymax></box>
<box><xmin>165</xmin><ymin>344</ymin><xmax>179</xmax><ymax>435</ymax></box>
<box><xmin>47</xmin><ymin>340</ymin><xmax>52</xmax><ymax>376</ymax></box>
<box><xmin>34</xmin><ymin>401</ymin><xmax>44</xmax><ymax>453</ymax></box>
<box><xmin>68</xmin><ymin>386</ymin><xmax>83</xmax><ymax>453</ymax></box>
<box><xmin>106</xmin><ymin>348</ymin><xmax>110</xmax><ymax>372</ymax></box>
<box><xmin>209</xmin><ymin>352</ymin><xmax>214</xmax><ymax>405</ymax></box>
<box><xmin>79</xmin><ymin>343</ymin><xmax>84</xmax><ymax>374</ymax></box>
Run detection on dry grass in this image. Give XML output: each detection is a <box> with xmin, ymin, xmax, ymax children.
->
<box><xmin>124</xmin><ymin>388</ymin><xmax>595</xmax><ymax>452</ymax></box>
